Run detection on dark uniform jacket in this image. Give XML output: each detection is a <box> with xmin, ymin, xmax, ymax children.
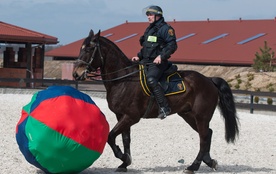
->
<box><xmin>138</xmin><ymin>17</ymin><xmax>177</xmax><ymax>62</ymax></box>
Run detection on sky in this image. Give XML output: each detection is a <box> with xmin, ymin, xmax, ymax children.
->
<box><xmin>1</xmin><ymin>0</ymin><xmax>276</xmax><ymax>45</ymax></box>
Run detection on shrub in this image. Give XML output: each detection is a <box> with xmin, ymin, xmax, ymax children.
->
<box><xmin>254</xmin><ymin>88</ymin><xmax>261</xmax><ymax>92</ymax></box>
<box><xmin>247</xmin><ymin>73</ymin><xmax>254</xmax><ymax>81</ymax></box>
<box><xmin>266</xmin><ymin>83</ymin><xmax>275</xmax><ymax>92</ymax></box>
<box><xmin>269</xmin><ymin>87</ymin><xmax>275</xmax><ymax>92</ymax></box>
<box><xmin>254</xmin><ymin>96</ymin><xmax>259</xmax><ymax>103</ymax></box>
<box><xmin>237</xmin><ymin>79</ymin><xmax>242</xmax><ymax>84</ymax></box>
<box><xmin>266</xmin><ymin>83</ymin><xmax>273</xmax><ymax>88</ymax></box>
<box><xmin>252</xmin><ymin>41</ymin><xmax>276</xmax><ymax>72</ymax></box>
<box><xmin>267</xmin><ymin>97</ymin><xmax>273</xmax><ymax>105</ymax></box>
<box><xmin>245</xmin><ymin>81</ymin><xmax>252</xmax><ymax>90</ymax></box>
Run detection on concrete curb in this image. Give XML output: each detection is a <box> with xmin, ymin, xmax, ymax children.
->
<box><xmin>0</xmin><ymin>88</ymin><xmax>107</xmax><ymax>99</ymax></box>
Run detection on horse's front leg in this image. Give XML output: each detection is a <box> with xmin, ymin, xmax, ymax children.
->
<box><xmin>108</xmin><ymin>129</ymin><xmax>132</xmax><ymax>172</ymax></box>
<box><xmin>107</xmin><ymin>115</ymin><xmax>136</xmax><ymax>172</ymax></box>
<box><xmin>118</xmin><ymin>130</ymin><xmax>132</xmax><ymax>170</ymax></box>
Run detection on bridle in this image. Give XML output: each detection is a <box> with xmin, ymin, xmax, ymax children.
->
<box><xmin>77</xmin><ymin>41</ymin><xmax>104</xmax><ymax>72</ymax></box>
<box><xmin>76</xmin><ymin>38</ymin><xmax>143</xmax><ymax>82</ymax></box>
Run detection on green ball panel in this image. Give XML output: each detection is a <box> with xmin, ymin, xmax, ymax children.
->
<box><xmin>26</xmin><ymin>117</ymin><xmax>101</xmax><ymax>173</ymax></box>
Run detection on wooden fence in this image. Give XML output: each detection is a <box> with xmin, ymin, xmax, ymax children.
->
<box><xmin>232</xmin><ymin>90</ymin><xmax>276</xmax><ymax>113</ymax></box>
<box><xmin>0</xmin><ymin>78</ymin><xmax>275</xmax><ymax>114</ymax></box>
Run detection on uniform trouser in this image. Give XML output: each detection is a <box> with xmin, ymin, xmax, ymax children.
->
<box><xmin>144</xmin><ymin>61</ymin><xmax>169</xmax><ymax>109</ymax></box>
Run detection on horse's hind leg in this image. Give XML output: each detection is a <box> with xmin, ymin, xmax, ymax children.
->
<box><xmin>202</xmin><ymin>129</ymin><xmax>218</xmax><ymax>170</ymax></box>
<box><xmin>179</xmin><ymin>112</ymin><xmax>217</xmax><ymax>173</ymax></box>
<box><xmin>186</xmin><ymin>127</ymin><xmax>218</xmax><ymax>172</ymax></box>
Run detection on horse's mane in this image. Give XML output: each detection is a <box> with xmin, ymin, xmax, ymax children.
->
<box><xmin>99</xmin><ymin>36</ymin><xmax>130</xmax><ymax>61</ymax></box>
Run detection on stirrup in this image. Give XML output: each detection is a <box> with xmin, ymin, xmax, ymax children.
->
<box><xmin>158</xmin><ymin>107</ymin><xmax>171</xmax><ymax>120</ymax></box>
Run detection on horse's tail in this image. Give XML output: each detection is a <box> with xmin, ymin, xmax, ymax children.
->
<box><xmin>211</xmin><ymin>77</ymin><xmax>239</xmax><ymax>143</ymax></box>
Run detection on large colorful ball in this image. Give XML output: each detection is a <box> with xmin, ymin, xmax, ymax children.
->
<box><xmin>15</xmin><ymin>86</ymin><xmax>109</xmax><ymax>173</ymax></box>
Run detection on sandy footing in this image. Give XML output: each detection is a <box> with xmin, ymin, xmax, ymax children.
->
<box><xmin>1</xmin><ymin>93</ymin><xmax>275</xmax><ymax>174</ymax></box>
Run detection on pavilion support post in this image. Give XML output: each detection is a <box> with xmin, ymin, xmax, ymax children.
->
<box><xmin>26</xmin><ymin>43</ymin><xmax>32</xmax><ymax>88</ymax></box>
<box><xmin>41</xmin><ymin>44</ymin><xmax>45</xmax><ymax>86</ymax></box>
<box><xmin>41</xmin><ymin>44</ymin><xmax>45</xmax><ymax>78</ymax></box>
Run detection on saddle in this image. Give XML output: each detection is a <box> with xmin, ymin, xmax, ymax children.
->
<box><xmin>139</xmin><ymin>64</ymin><xmax>186</xmax><ymax>96</ymax></box>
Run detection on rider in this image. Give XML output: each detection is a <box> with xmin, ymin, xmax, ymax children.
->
<box><xmin>132</xmin><ymin>5</ymin><xmax>178</xmax><ymax>119</ymax></box>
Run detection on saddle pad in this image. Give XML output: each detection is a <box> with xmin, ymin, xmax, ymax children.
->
<box><xmin>139</xmin><ymin>65</ymin><xmax>186</xmax><ymax>96</ymax></box>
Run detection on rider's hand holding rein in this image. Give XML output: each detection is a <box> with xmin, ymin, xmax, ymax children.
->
<box><xmin>153</xmin><ymin>55</ymin><xmax>161</xmax><ymax>64</ymax></box>
<box><xmin>131</xmin><ymin>56</ymin><xmax>140</xmax><ymax>62</ymax></box>
<box><xmin>132</xmin><ymin>55</ymin><xmax>161</xmax><ymax>64</ymax></box>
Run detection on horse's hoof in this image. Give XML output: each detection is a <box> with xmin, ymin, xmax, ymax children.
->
<box><xmin>184</xmin><ymin>169</ymin><xmax>195</xmax><ymax>174</ymax></box>
<box><xmin>211</xmin><ymin>159</ymin><xmax>218</xmax><ymax>171</ymax></box>
<box><xmin>124</xmin><ymin>153</ymin><xmax>132</xmax><ymax>166</ymax></box>
<box><xmin>115</xmin><ymin>167</ymin><xmax>127</xmax><ymax>172</ymax></box>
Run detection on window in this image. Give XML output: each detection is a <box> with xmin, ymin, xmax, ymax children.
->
<box><xmin>176</xmin><ymin>33</ymin><xmax>196</xmax><ymax>42</ymax></box>
<box><xmin>202</xmin><ymin>33</ymin><xmax>229</xmax><ymax>44</ymax></box>
<box><xmin>237</xmin><ymin>33</ymin><xmax>266</xmax><ymax>44</ymax></box>
<box><xmin>115</xmin><ymin>33</ymin><xmax>138</xmax><ymax>43</ymax></box>
<box><xmin>103</xmin><ymin>33</ymin><xmax>113</xmax><ymax>37</ymax></box>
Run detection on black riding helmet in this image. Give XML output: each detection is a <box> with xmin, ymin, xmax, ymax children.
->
<box><xmin>145</xmin><ymin>5</ymin><xmax>163</xmax><ymax>16</ymax></box>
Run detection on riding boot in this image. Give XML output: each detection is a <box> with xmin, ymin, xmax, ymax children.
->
<box><xmin>152</xmin><ymin>85</ymin><xmax>171</xmax><ymax>119</ymax></box>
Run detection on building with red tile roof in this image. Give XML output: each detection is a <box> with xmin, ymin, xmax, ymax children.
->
<box><xmin>46</xmin><ymin>18</ymin><xmax>276</xmax><ymax>66</ymax></box>
<box><xmin>0</xmin><ymin>21</ymin><xmax>58</xmax><ymax>44</ymax></box>
<box><xmin>0</xmin><ymin>21</ymin><xmax>58</xmax><ymax>87</ymax></box>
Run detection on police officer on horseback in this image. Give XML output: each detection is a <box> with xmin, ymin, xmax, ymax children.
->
<box><xmin>132</xmin><ymin>5</ymin><xmax>178</xmax><ymax>119</ymax></box>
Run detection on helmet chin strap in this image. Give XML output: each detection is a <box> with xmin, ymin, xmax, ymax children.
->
<box><xmin>153</xmin><ymin>15</ymin><xmax>161</xmax><ymax>23</ymax></box>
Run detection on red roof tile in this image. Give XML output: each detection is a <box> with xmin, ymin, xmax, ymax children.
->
<box><xmin>0</xmin><ymin>21</ymin><xmax>58</xmax><ymax>44</ymax></box>
<box><xmin>46</xmin><ymin>19</ymin><xmax>276</xmax><ymax>65</ymax></box>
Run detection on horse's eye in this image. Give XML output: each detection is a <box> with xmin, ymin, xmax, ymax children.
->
<box><xmin>85</xmin><ymin>47</ymin><xmax>92</xmax><ymax>52</ymax></box>
<box><xmin>90</xmin><ymin>41</ymin><xmax>97</xmax><ymax>46</ymax></box>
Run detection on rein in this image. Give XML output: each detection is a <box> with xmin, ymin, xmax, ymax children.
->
<box><xmin>87</xmin><ymin>63</ymin><xmax>142</xmax><ymax>82</ymax></box>
<box><xmin>77</xmin><ymin>38</ymin><xmax>153</xmax><ymax>82</ymax></box>
<box><xmin>87</xmin><ymin>66</ymin><xmax>141</xmax><ymax>82</ymax></box>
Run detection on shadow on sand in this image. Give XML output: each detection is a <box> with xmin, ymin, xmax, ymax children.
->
<box><xmin>55</xmin><ymin>164</ymin><xmax>275</xmax><ymax>174</ymax></box>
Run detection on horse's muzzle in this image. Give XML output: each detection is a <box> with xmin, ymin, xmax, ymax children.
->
<box><xmin>72</xmin><ymin>72</ymin><xmax>86</xmax><ymax>81</ymax></box>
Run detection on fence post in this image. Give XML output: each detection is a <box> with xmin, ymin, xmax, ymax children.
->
<box><xmin>75</xmin><ymin>81</ymin><xmax>78</xmax><ymax>90</ymax></box>
<box><xmin>250</xmin><ymin>94</ymin><xmax>254</xmax><ymax>114</ymax></box>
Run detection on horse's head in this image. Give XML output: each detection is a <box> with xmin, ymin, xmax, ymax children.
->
<box><xmin>73</xmin><ymin>29</ymin><xmax>103</xmax><ymax>81</ymax></box>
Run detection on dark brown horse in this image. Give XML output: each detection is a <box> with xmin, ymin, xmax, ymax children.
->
<box><xmin>72</xmin><ymin>30</ymin><xmax>239</xmax><ymax>173</ymax></box>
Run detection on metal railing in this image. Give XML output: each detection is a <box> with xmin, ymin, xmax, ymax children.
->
<box><xmin>0</xmin><ymin>77</ymin><xmax>105</xmax><ymax>92</ymax></box>
<box><xmin>1</xmin><ymin>78</ymin><xmax>275</xmax><ymax>113</ymax></box>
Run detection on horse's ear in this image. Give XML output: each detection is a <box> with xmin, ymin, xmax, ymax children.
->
<box><xmin>82</xmin><ymin>30</ymin><xmax>94</xmax><ymax>46</ymax></box>
<box><xmin>97</xmin><ymin>30</ymin><xmax>101</xmax><ymax>36</ymax></box>
<box><xmin>89</xmin><ymin>30</ymin><xmax>94</xmax><ymax>37</ymax></box>
<box><xmin>95</xmin><ymin>30</ymin><xmax>101</xmax><ymax>40</ymax></box>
